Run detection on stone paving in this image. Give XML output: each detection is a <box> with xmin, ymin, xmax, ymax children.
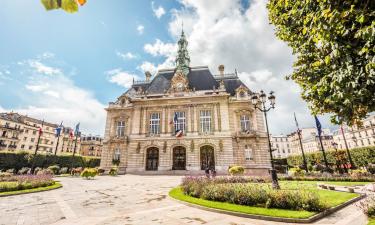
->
<box><xmin>0</xmin><ymin>175</ymin><xmax>369</xmax><ymax>225</ymax></box>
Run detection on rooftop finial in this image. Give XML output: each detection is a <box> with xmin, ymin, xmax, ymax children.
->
<box><xmin>175</xmin><ymin>23</ymin><xmax>190</xmax><ymax>76</ymax></box>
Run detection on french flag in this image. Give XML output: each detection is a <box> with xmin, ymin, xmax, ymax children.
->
<box><xmin>174</xmin><ymin>112</ymin><xmax>183</xmax><ymax>137</ymax></box>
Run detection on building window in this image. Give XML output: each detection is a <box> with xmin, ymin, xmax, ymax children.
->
<box><xmin>149</xmin><ymin>113</ymin><xmax>161</xmax><ymax>135</ymax></box>
<box><xmin>240</xmin><ymin>115</ymin><xmax>251</xmax><ymax>132</ymax></box>
<box><xmin>200</xmin><ymin>110</ymin><xmax>212</xmax><ymax>133</ymax></box>
<box><xmin>31</xmin><ymin>138</ymin><xmax>35</xmax><ymax>142</ymax></box>
<box><xmin>174</xmin><ymin>111</ymin><xmax>186</xmax><ymax>134</ymax></box>
<box><xmin>116</xmin><ymin>121</ymin><xmax>125</xmax><ymax>137</ymax></box>
<box><xmin>29</xmin><ymin>146</ymin><xmax>33</xmax><ymax>150</ymax></box>
<box><xmin>245</xmin><ymin>145</ymin><xmax>253</xmax><ymax>160</ymax></box>
<box><xmin>113</xmin><ymin>148</ymin><xmax>121</xmax><ymax>161</ymax></box>
<box><xmin>32</xmin><ymin>130</ymin><xmax>37</xmax><ymax>135</ymax></box>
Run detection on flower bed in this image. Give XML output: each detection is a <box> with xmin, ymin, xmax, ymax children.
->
<box><xmin>0</xmin><ymin>174</ymin><xmax>55</xmax><ymax>193</ymax></box>
<box><xmin>182</xmin><ymin>177</ymin><xmax>326</xmax><ymax>212</ymax></box>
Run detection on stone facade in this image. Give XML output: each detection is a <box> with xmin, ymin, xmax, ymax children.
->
<box><xmin>100</xmin><ymin>31</ymin><xmax>271</xmax><ymax>175</ymax></box>
<box><xmin>0</xmin><ymin>112</ymin><xmax>80</xmax><ymax>155</ymax></box>
<box><xmin>80</xmin><ymin>135</ymin><xmax>103</xmax><ymax>157</ymax></box>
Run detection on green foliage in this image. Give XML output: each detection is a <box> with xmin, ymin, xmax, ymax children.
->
<box><xmin>47</xmin><ymin>165</ymin><xmax>60</xmax><ymax>175</ymax></box>
<box><xmin>267</xmin><ymin>0</ymin><xmax>375</xmax><ymax>125</ymax></box>
<box><xmin>112</xmin><ymin>159</ymin><xmax>120</xmax><ymax>166</ymax></box>
<box><xmin>288</xmin><ymin>167</ymin><xmax>306</xmax><ymax>177</ymax></box>
<box><xmin>228</xmin><ymin>166</ymin><xmax>245</xmax><ymax>176</ymax></box>
<box><xmin>41</xmin><ymin>0</ymin><xmax>86</xmax><ymax>13</ymax></box>
<box><xmin>196</xmin><ymin>183</ymin><xmax>327</xmax><ymax>212</ymax></box>
<box><xmin>109</xmin><ymin>167</ymin><xmax>118</xmax><ymax>176</ymax></box>
<box><xmin>80</xmin><ymin>168</ymin><xmax>98</xmax><ymax>179</ymax></box>
<box><xmin>0</xmin><ymin>151</ymin><xmax>100</xmax><ymax>172</ymax></box>
<box><xmin>359</xmin><ymin>196</ymin><xmax>375</xmax><ymax>218</ymax></box>
<box><xmin>287</xmin><ymin>146</ymin><xmax>375</xmax><ymax>168</ymax></box>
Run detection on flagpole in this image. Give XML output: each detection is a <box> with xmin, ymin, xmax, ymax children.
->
<box><xmin>318</xmin><ymin>133</ymin><xmax>329</xmax><ymax>170</ymax></box>
<box><xmin>32</xmin><ymin>120</ymin><xmax>44</xmax><ymax>173</ymax></box>
<box><xmin>341</xmin><ymin>125</ymin><xmax>356</xmax><ymax>169</ymax></box>
<box><xmin>294</xmin><ymin>113</ymin><xmax>308</xmax><ymax>172</ymax></box>
<box><xmin>34</xmin><ymin>120</ymin><xmax>44</xmax><ymax>156</ymax></box>
<box><xmin>54</xmin><ymin>122</ymin><xmax>63</xmax><ymax>155</ymax></box>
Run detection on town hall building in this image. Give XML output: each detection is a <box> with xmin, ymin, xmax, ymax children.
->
<box><xmin>100</xmin><ymin>30</ymin><xmax>271</xmax><ymax>175</ymax></box>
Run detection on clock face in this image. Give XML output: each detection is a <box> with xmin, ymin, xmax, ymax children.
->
<box><xmin>177</xmin><ymin>82</ymin><xmax>184</xmax><ymax>88</ymax></box>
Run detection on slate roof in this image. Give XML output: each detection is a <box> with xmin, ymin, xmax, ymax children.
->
<box><xmin>126</xmin><ymin>66</ymin><xmax>250</xmax><ymax>97</ymax></box>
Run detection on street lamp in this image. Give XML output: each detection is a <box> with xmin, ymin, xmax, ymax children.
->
<box><xmin>251</xmin><ymin>90</ymin><xmax>280</xmax><ymax>189</ymax></box>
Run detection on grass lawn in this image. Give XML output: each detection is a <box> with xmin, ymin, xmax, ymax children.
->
<box><xmin>0</xmin><ymin>182</ymin><xmax>62</xmax><ymax>197</ymax></box>
<box><xmin>170</xmin><ymin>180</ymin><xmax>362</xmax><ymax>219</ymax></box>
<box><xmin>368</xmin><ymin>218</ymin><xmax>375</xmax><ymax>225</ymax></box>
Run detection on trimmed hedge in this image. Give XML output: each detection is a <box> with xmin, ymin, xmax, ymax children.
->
<box><xmin>0</xmin><ymin>151</ymin><xmax>100</xmax><ymax>172</ymax></box>
<box><xmin>287</xmin><ymin>146</ymin><xmax>375</xmax><ymax>168</ymax></box>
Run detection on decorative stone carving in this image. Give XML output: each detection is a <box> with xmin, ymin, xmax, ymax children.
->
<box><xmin>170</xmin><ymin>71</ymin><xmax>189</xmax><ymax>92</ymax></box>
<box><xmin>219</xmin><ymin>140</ymin><xmax>224</xmax><ymax>151</ymax></box>
<box><xmin>190</xmin><ymin>140</ymin><xmax>194</xmax><ymax>152</ymax></box>
<box><xmin>136</xmin><ymin>142</ymin><xmax>141</xmax><ymax>153</ymax></box>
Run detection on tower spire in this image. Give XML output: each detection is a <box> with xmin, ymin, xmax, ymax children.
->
<box><xmin>175</xmin><ymin>25</ymin><xmax>190</xmax><ymax>76</ymax></box>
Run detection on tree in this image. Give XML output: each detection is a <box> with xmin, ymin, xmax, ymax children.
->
<box><xmin>267</xmin><ymin>0</ymin><xmax>375</xmax><ymax>126</ymax></box>
<box><xmin>41</xmin><ymin>0</ymin><xmax>86</xmax><ymax>13</ymax></box>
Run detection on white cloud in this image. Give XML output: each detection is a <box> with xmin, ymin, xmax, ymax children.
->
<box><xmin>144</xmin><ymin>39</ymin><xmax>176</xmax><ymax>57</ymax></box>
<box><xmin>151</xmin><ymin>1</ymin><xmax>166</xmax><ymax>19</ymax></box>
<box><xmin>116</xmin><ymin>51</ymin><xmax>137</xmax><ymax>60</ymax></box>
<box><xmin>106</xmin><ymin>68</ymin><xmax>139</xmax><ymax>88</ymax></box>
<box><xmin>2</xmin><ymin>55</ymin><xmax>106</xmax><ymax>135</ymax></box>
<box><xmin>28</xmin><ymin>60</ymin><xmax>61</xmax><ymax>75</ymax></box>
<box><xmin>137</xmin><ymin>25</ymin><xmax>144</xmax><ymax>35</ymax></box>
<box><xmin>142</xmin><ymin>0</ymin><xmax>333</xmax><ymax>134</ymax></box>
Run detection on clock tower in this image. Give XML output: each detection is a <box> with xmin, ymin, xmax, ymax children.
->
<box><xmin>171</xmin><ymin>29</ymin><xmax>190</xmax><ymax>92</ymax></box>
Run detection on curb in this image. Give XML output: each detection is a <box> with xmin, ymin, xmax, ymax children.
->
<box><xmin>169</xmin><ymin>192</ymin><xmax>366</xmax><ymax>223</ymax></box>
<box><xmin>0</xmin><ymin>182</ymin><xmax>62</xmax><ymax>197</ymax></box>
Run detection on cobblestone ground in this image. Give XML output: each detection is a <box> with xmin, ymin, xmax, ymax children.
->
<box><xmin>0</xmin><ymin>175</ymin><xmax>368</xmax><ymax>225</ymax></box>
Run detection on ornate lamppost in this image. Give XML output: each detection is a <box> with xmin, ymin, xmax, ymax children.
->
<box><xmin>251</xmin><ymin>90</ymin><xmax>280</xmax><ymax>189</ymax></box>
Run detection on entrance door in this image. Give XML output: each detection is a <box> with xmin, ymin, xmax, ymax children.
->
<box><xmin>173</xmin><ymin>146</ymin><xmax>186</xmax><ymax>170</ymax></box>
<box><xmin>200</xmin><ymin>145</ymin><xmax>215</xmax><ymax>170</ymax></box>
<box><xmin>146</xmin><ymin>147</ymin><xmax>159</xmax><ymax>171</ymax></box>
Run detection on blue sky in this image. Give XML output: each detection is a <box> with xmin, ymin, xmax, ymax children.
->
<box><xmin>0</xmin><ymin>0</ymin><xmax>334</xmax><ymax>135</ymax></box>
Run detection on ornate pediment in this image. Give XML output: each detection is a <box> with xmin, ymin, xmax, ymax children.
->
<box><xmin>170</xmin><ymin>71</ymin><xmax>189</xmax><ymax>92</ymax></box>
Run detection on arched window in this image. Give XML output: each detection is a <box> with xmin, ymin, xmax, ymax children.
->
<box><xmin>240</xmin><ymin>115</ymin><xmax>250</xmax><ymax>132</ymax></box>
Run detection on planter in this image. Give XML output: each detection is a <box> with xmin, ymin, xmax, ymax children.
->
<box><xmin>328</xmin><ymin>186</ymin><xmax>335</xmax><ymax>190</ymax></box>
<box><xmin>348</xmin><ymin>188</ymin><xmax>355</xmax><ymax>193</ymax></box>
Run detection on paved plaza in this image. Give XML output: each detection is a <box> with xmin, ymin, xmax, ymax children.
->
<box><xmin>0</xmin><ymin>175</ymin><xmax>369</xmax><ymax>225</ymax></box>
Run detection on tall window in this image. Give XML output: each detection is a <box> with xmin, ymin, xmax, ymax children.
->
<box><xmin>240</xmin><ymin>115</ymin><xmax>251</xmax><ymax>132</ymax></box>
<box><xmin>245</xmin><ymin>145</ymin><xmax>253</xmax><ymax>160</ymax></box>
<box><xmin>113</xmin><ymin>148</ymin><xmax>121</xmax><ymax>160</ymax></box>
<box><xmin>150</xmin><ymin>113</ymin><xmax>161</xmax><ymax>135</ymax></box>
<box><xmin>116</xmin><ymin>121</ymin><xmax>125</xmax><ymax>137</ymax></box>
<box><xmin>200</xmin><ymin>110</ymin><xmax>211</xmax><ymax>133</ymax></box>
<box><xmin>174</xmin><ymin>111</ymin><xmax>186</xmax><ymax>133</ymax></box>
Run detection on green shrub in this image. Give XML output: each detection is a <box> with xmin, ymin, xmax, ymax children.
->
<box><xmin>287</xmin><ymin>146</ymin><xmax>375</xmax><ymax>168</ymax></box>
<box><xmin>47</xmin><ymin>165</ymin><xmax>60</xmax><ymax>175</ymax></box>
<box><xmin>228</xmin><ymin>166</ymin><xmax>245</xmax><ymax>176</ymax></box>
<box><xmin>109</xmin><ymin>167</ymin><xmax>118</xmax><ymax>176</ymax></box>
<box><xmin>60</xmin><ymin>167</ymin><xmax>68</xmax><ymax>174</ymax></box>
<box><xmin>37</xmin><ymin>169</ymin><xmax>53</xmax><ymax>175</ymax></box>
<box><xmin>288</xmin><ymin>167</ymin><xmax>306</xmax><ymax>177</ymax></box>
<box><xmin>367</xmin><ymin>164</ymin><xmax>375</xmax><ymax>175</ymax></box>
<box><xmin>350</xmin><ymin>169</ymin><xmax>370</xmax><ymax>179</ymax></box>
<box><xmin>199</xmin><ymin>183</ymin><xmax>327</xmax><ymax>212</ymax></box>
<box><xmin>18</xmin><ymin>167</ymin><xmax>30</xmax><ymax>175</ymax></box>
<box><xmin>359</xmin><ymin>196</ymin><xmax>375</xmax><ymax>218</ymax></box>
<box><xmin>97</xmin><ymin>168</ymin><xmax>105</xmax><ymax>175</ymax></box>
<box><xmin>0</xmin><ymin>151</ymin><xmax>100</xmax><ymax>171</ymax></box>
<box><xmin>80</xmin><ymin>168</ymin><xmax>98</xmax><ymax>179</ymax></box>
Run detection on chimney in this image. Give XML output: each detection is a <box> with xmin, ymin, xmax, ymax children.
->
<box><xmin>145</xmin><ymin>71</ymin><xmax>152</xmax><ymax>82</ymax></box>
<box><xmin>218</xmin><ymin>65</ymin><xmax>225</xmax><ymax>76</ymax></box>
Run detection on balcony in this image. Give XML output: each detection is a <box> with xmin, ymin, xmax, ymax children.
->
<box><xmin>1</xmin><ymin>125</ymin><xmax>22</xmax><ymax>131</ymax></box>
<box><xmin>8</xmin><ymin>144</ymin><xmax>17</xmax><ymax>149</ymax></box>
<box><xmin>0</xmin><ymin>143</ymin><xmax>7</xmax><ymax>148</ymax></box>
<box><xmin>235</xmin><ymin>130</ymin><xmax>258</xmax><ymax>138</ymax></box>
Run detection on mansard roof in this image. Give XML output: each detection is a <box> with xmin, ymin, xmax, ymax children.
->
<box><xmin>125</xmin><ymin>66</ymin><xmax>250</xmax><ymax>97</ymax></box>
